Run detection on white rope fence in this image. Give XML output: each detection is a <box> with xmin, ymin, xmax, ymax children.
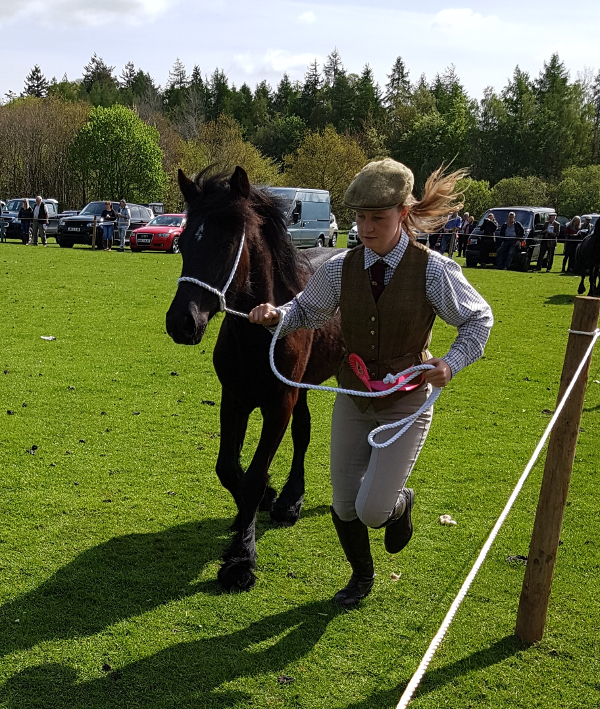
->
<box><xmin>395</xmin><ymin>326</ymin><xmax>600</xmax><ymax>709</ymax></box>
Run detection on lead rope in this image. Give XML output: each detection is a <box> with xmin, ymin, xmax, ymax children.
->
<box><xmin>176</xmin><ymin>231</ymin><xmax>440</xmax><ymax>449</ymax></box>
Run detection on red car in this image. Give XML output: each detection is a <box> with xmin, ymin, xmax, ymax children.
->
<box><xmin>129</xmin><ymin>213</ymin><xmax>186</xmax><ymax>253</ymax></box>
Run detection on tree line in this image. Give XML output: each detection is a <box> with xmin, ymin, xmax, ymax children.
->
<box><xmin>2</xmin><ymin>51</ymin><xmax>600</xmax><ymax>223</ymax></box>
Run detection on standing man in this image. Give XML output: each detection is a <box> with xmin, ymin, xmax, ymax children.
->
<box><xmin>496</xmin><ymin>212</ymin><xmax>524</xmax><ymax>270</ymax></box>
<box><xmin>116</xmin><ymin>199</ymin><xmax>130</xmax><ymax>252</ymax></box>
<box><xmin>439</xmin><ymin>211</ymin><xmax>462</xmax><ymax>257</ymax></box>
<box><xmin>537</xmin><ymin>212</ymin><xmax>559</xmax><ymax>272</ymax></box>
<box><xmin>29</xmin><ymin>196</ymin><xmax>49</xmax><ymax>246</ymax></box>
<box><xmin>479</xmin><ymin>212</ymin><xmax>498</xmax><ymax>266</ymax></box>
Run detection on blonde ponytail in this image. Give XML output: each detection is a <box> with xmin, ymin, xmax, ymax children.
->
<box><xmin>403</xmin><ymin>167</ymin><xmax>468</xmax><ymax>237</ymax></box>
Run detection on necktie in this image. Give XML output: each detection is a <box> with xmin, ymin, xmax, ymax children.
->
<box><xmin>370</xmin><ymin>259</ymin><xmax>386</xmax><ymax>302</ymax></box>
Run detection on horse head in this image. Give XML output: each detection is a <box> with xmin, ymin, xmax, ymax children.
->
<box><xmin>166</xmin><ymin>166</ymin><xmax>252</xmax><ymax>345</ymax></box>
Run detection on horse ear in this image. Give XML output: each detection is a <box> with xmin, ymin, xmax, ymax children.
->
<box><xmin>229</xmin><ymin>166</ymin><xmax>250</xmax><ymax>199</ymax></box>
<box><xmin>178</xmin><ymin>169</ymin><xmax>200</xmax><ymax>204</ymax></box>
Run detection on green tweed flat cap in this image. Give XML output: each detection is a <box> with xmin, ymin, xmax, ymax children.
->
<box><xmin>344</xmin><ymin>158</ymin><xmax>414</xmax><ymax>210</ymax></box>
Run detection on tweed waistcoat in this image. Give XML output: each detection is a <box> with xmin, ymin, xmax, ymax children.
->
<box><xmin>338</xmin><ymin>240</ymin><xmax>436</xmax><ymax>412</ymax></box>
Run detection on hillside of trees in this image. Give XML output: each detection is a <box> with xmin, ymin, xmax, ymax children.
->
<box><xmin>2</xmin><ymin>51</ymin><xmax>600</xmax><ymax>223</ymax></box>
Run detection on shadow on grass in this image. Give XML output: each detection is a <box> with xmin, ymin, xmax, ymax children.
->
<box><xmin>0</xmin><ymin>600</ymin><xmax>338</xmax><ymax>709</ymax></box>
<box><xmin>0</xmin><ymin>517</ymin><xmax>260</xmax><ymax>658</ymax></box>
<box><xmin>544</xmin><ymin>294</ymin><xmax>576</xmax><ymax>305</ymax></box>
<box><xmin>339</xmin><ymin>634</ymin><xmax>526</xmax><ymax>709</ymax></box>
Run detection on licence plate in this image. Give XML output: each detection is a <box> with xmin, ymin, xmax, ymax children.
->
<box><xmin>490</xmin><ymin>252</ymin><xmax>497</xmax><ymax>257</ymax></box>
<box><xmin>470</xmin><ymin>238</ymin><xmax>478</xmax><ymax>244</ymax></box>
<box><xmin>68</xmin><ymin>227</ymin><xmax>80</xmax><ymax>232</ymax></box>
<box><xmin>137</xmin><ymin>238</ymin><xmax>151</xmax><ymax>244</ymax></box>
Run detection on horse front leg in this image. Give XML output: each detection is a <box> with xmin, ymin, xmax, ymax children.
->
<box><xmin>271</xmin><ymin>389</ymin><xmax>310</xmax><ymax>527</ymax></box>
<box><xmin>215</xmin><ymin>389</ymin><xmax>252</xmax><ymax>522</ymax></box>
<box><xmin>218</xmin><ymin>392</ymin><xmax>297</xmax><ymax>592</ymax></box>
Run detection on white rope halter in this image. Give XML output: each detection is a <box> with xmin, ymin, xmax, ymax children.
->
<box><xmin>177</xmin><ymin>229</ymin><xmax>248</xmax><ymax>318</ymax></box>
<box><xmin>175</xmin><ymin>227</ymin><xmax>440</xmax><ymax>448</ymax></box>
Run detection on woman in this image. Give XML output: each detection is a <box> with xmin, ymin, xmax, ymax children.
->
<box><xmin>249</xmin><ymin>158</ymin><xmax>493</xmax><ymax>608</ymax></box>
<box><xmin>563</xmin><ymin>216</ymin><xmax>581</xmax><ymax>273</ymax></box>
<box><xmin>18</xmin><ymin>199</ymin><xmax>33</xmax><ymax>244</ymax></box>
<box><xmin>101</xmin><ymin>201</ymin><xmax>117</xmax><ymax>250</ymax></box>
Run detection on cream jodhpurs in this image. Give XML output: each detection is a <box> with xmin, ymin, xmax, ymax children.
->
<box><xmin>330</xmin><ymin>386</ymin><xmax>433</xmax><ymax>526</ymax></box>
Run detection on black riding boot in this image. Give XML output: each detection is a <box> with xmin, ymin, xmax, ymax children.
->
<box><xmin>330</xmin><ymin>506</ymin><xmax>375</xmax><ymax>609</ymax></box>
<box><xmin>383</xmin><ymin>488</ymin><xmax>415</xmax><ymax>554</ymax></box>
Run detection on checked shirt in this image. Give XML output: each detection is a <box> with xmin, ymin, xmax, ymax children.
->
<box><xmin>275</xmin><ymin>232</ymin><xmax>494</xmax><ymax>377</ymax></box>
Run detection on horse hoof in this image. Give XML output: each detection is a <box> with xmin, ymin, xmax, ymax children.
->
<box><xmin>259</xmin><ymin>486</ymin><xmax>277</xmax><ymax>512</ymax></box>
<box><xmin>218</xmin><ymin>559</ymin><xmax>256</xmax><ymax>593</ymax></box>
<box><xmin>270</xmin><ymin>497</ymin><xmax>303</xmax><ymax>527</ymax></box>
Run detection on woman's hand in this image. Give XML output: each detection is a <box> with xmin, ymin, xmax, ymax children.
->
<box><xmin>248</xmin><ymin>303</ymin><xmax>280</xmax><ymax>325</ymax></box>
<box><xmin>422</xmin><ymin>357</ymin><xmax>452</xmax><ymax>387</ymax></box>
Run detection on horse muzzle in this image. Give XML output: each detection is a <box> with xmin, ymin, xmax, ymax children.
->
<box><xmin>166</xmin><ymin>293</ymin><xmax>209</xmax><ymax>345</ymax></box>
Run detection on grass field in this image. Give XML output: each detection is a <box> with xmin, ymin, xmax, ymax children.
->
<box><xmin>1</xmin><ymin>238</ymin><xmax>599</xmax><ymax>708</ymax></box>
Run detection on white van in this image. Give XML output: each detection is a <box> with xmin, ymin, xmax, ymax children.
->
<box><xmin>270</xmin><ymin>187</ymin><xmax>331</xmax><ymax>248</ymax></box>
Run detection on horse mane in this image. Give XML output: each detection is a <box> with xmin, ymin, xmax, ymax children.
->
<box><xmin>193</xmin><ymin>167</ymin><xmax>304</xmax><ymax>295</ymax></box>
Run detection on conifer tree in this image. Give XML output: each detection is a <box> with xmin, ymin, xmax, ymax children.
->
<box><xmin>23</xmin><ymin>65</ymin><xmax>49</xmax><ymax>98</ymax></box>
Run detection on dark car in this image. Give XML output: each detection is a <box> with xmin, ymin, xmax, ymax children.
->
<box><xmin>56</xmin><ymin>202</ymin><xmax>154</xmax><ymax>249</ymax></box>
<box><xmin>1</xmin><ymin>198</ymin><xmax>59</xmax><ymax>243</ymax></box>
<box><xmin>465</xmin><ymin>207</ymin><xmax>557</xmax><ymax>271</ymax></box>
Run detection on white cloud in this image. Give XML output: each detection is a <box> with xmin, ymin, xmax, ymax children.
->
<box><xmin>232</xmin><ymin>49</ymin><xmax>321</xmax><ymax>78</ymax></box>
<box><xmin>431</xmin><ymin>8</ymin><xmax>499</xmax><ymax>32</ymax></box>
<box><xmin>0</xmin><ymin>0</ymin><xmax>175</xmax><ymax>27</ymax></box>
<box><xmin>298</xmin><ymin>10</ymin><xmax>316</xmax><ymax>23</ymax></box>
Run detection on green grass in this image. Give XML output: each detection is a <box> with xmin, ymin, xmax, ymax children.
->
<box><xmin>0</xmin><ymin>241</ymin><xmax>599</xmax><ymax>708</ymax></box>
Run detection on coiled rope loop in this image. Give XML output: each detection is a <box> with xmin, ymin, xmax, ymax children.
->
<box><xmin>175</xmin><ymin>231</ymin><xmax>440</xmax><ymax>448</ymax></box>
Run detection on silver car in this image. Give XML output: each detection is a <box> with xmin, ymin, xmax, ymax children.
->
<box><xmin>347</xmin><ymin>221</ymin><xmax>359</xmax><ymax>248</ymax></box>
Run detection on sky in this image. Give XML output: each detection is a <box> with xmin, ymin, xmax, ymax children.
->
<box><xmin>1</xmin><ymin>0</ymin><xmax>600</xmax><ymax>100</ymax></box>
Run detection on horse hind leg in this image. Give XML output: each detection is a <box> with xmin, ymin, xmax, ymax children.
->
<box><xmin>271</xmin><ymin>389</ymin><xmax>310</xmax><ymax>527</ymax></box>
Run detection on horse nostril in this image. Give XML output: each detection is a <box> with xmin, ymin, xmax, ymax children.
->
<box><xmin>182</xmin><ymin>313</ymin><xmax>197</xmax><ymax>340</ymax></box>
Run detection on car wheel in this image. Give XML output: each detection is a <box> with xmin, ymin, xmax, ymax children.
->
<box><xmin>130</xmin><ymin>247</ymin><xmax>142</xmax><ymax>253</ymax></box>
<box><xmin>329</xmin><ymin>231</ymin><xmax>338</xmax><ymax>248</ymax></box>
<box><xmin>316</xmin><ymin>236</ymin><xmax>324</xmax><ymax>248</ymax></box>
<box><xmin>59</xmin><ymin>242</ymin><xmax>74</xmax><ymax>248</ymax></box>
<box><xmin>465</xmin><ymin>257</ymin><xmax>477</xmax><ymax>267</ymax></box>
<box><xmin>168</xmin><ymin>236</ymin><xmax>180</xmax><ymax>254</ymax></box>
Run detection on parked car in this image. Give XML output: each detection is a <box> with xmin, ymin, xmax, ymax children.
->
<box><xmin>465</xmin><ymin>206</ymin><xmax>556</xmax><ymax>270</ymax></box>
<box><xmin>269</xmin><ymin>187</ymin><xmax>331</xmax><ymax>248</ymax></box>
<box><xmin>347</xmin><ymin>221</ymin><xmax>359</xmax><ymax>248</ymax></box>
<box><xmin>129</xmin><ymin>213</ymin><xmax>186</xmax><ymax>253</ymax></box>
<box><xmin>329</xmin><ymin>213</ymin><xmax>338</xmax><ymax>247</ymax></box>
<box><xmin>1</xmin><ymin>198</ymin><xmax>59</xmax><ymax>243</ymax></box>
<box><xmin>56</xmin><ymin>201</ymin><xmax>154</xmax><ymax>249</ymax></box>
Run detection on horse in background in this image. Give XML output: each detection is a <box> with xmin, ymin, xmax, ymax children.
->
<box><xmin>166</xmin><ymin>166</ymin><xmax>345</xmax><ymax>592</ymax></box>
<box><xmin>576</xmin><ymin>219</ymin><xmax>600</xmax><ymax>296</ymax></box>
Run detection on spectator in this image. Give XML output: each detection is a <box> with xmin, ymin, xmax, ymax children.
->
<box><xmin>479</xmin><ymin>212</ymin><xmax>498</xmax><ymax>266</ymax></box>
<box><xmin>101</xmin><ymin>201</ymin><xmax>117</xmax><ymax>251</ymax></box>
<box><xmin>18</xmin><ymin>199</ymin><xmax>33</xmax><ymax>244</ymax></box>
<box><xmin>537</xmin><ymin>212</ymin><xmax>559</xmax><ymax>272</ymax></box>
<box><xmin>29</xmin><ymin>196</ymin><xmax>49</xmax><ymax>246</ymax></box>
<box><xmin>496</xmin><ymin>212</ymin><xmax>524</xmax><ymax>270</ymax></box>
<box><xmin>439</xmin><ymin>211</ymin><xmax>462</xmax><ymax>257</ymax></box>
<box><xmin>460</xmin><ymin>212</ymin><xmax>470</xmax><ymax>232</ymax></box>
<box><xmin>580</xmin><ymin>216</ymin><xmax>592</xmax><ymax>236</ymax></box>
<box><xmin>116</xmin><ymin>199</ymin><xmax>130</xmax><ymax>252</ymax></box>
<box><xmin>457</xmin><ymin>215</ymin><xmax>475</xmax><ymax>257</ymax></box>
<box><xmin>562</xmin><ymin>216</ymin><xmax>581</xmax><ymax>273</ymax></box>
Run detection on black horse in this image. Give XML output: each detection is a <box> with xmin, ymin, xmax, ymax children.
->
<box><xmin>166</xmin><ymin>166</ymin><xmax>344</xmax><ymax>592</ymax></box>
<box><xmin>576</xmin><ymin>219</ymin><xmax>600</xmax><ymax>296</ymax></box>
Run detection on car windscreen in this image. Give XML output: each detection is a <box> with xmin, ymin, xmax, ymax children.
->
<box><xmin>476</xmin><ymin>209</ymin><xmax>534</xmax><ymax>230</ymax></box>
<box><xmin>269</xmin><ymin>189</ymin><xmax>295</xmax><ymax>216</ymax></box>
<box><xmin>148</xmin><ymin>216</ymin><xmax>183</xmax><ymax>227</ymax></box>
<box><xmin>79</xmin><ymin>202</ymin><xmax>108</xmax><ymax>216</ymax></box>
<box><xmin>6</xmin><ymin>200</ymin><xmax>31</xmax><ymax>211</ymax></box>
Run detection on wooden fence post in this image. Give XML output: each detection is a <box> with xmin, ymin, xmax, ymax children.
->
<box><xmin>91</xmin><ymin>216</ymin><xmax>97</xmax><ymax>249</ymax></box>
<box><xmin>515</xmin><ymin>296</ymin><xmax>600</xmax><ymax>643</ymax></box>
